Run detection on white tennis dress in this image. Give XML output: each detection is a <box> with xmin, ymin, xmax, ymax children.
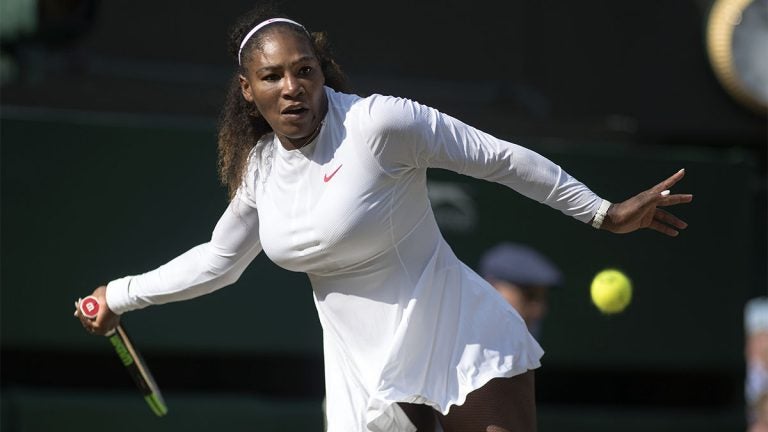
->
<box><xmin>106</xmin><ymin>87</ymin><xmax>605</xmax><ymax>431</ymax></box>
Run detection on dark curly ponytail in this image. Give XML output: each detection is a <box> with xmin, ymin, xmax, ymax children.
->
<box><xmin>217</xmin><ymin>4</ymin><xmax>349</xmax><ymax>200</ymax></box>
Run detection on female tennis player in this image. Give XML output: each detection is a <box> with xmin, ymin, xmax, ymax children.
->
<box><xmin>76</xmin><ymin>5</ymin><xmax>692</xmax><ymax>431</ymax></box>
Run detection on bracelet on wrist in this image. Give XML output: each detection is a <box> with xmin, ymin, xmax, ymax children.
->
<box><xmin>591</xmin><ymin>199</ymin><xmax>612</xmax><ymax>229</ymax></box>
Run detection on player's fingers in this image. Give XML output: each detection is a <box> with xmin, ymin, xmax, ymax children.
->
<box><xmin>78</xmin><ymin>315</ymin><xmax>97</xmax><ymax>333</ymax></box>
<box><xmin>654</xmin><ymin>208</ymin><xmax>688</xmax><ymax>230</ymax></box>
<box><xmin>77</xmin><ymin>312</ymin><xmax>93</xmax><ymax>327</ymax></box>
<box><xmin>649</xmin><ymin>219</ymin><xmax>680</xmax><ymax>237</ymax></box>
<box><xmin>75</xmin><ymin>299</ymin><xmax>87</xmax><ymax>322</ymax></box>
<box><xmin>653</xmin><ymin>169</ymin><xmax>686</xmax><ymax>193</ymax></box>
<box><xmin>658</xmin><ymin>193</ymin><xmax>693</xmax><ymax>206</ymax></box>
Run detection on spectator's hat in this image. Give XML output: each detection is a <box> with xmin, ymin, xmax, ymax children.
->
<box><xmin>478</xmin><ymin>242</ymin><xmax>562</xmax><ymax>288</ymax></box>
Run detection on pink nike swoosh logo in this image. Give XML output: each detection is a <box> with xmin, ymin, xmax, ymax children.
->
<box><xmin>324</xmin><ymin>164</ymin><xmax>343</xmax><ymax>183</ymax></box>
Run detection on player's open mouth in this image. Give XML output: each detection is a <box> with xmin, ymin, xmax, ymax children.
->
<box><xmin>282</xmin><ymin>106</ymin><xmax>309</xmax><ymax>116</ymax></box>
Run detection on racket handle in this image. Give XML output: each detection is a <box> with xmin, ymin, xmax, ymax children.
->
<box><xmin>78</xmin><ymin>297</ymin><xmax>166</xmax><ymax>416</ymax></box>
<box><xmin>79</xmin><ymin>296</ymin><xmax>101</xmax><ymax>319</ymax></box>
<box><xmin>78</xmin><ymin>296</ymin><xmax>116</xmax><ymax>336</ymax></box>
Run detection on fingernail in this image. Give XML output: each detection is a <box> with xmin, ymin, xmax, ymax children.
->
<box><xmin>679</xmin><ymin>168</ymin><xmax>685</xmax><ymax>173</ymax></box>
<box><xmin>661</xmin><ymin>190</ymin><xmax>670</xmax><ymax>196</ymax></box>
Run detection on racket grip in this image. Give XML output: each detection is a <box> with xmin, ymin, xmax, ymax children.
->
<box><xmin>78</xmin><ymin>296</ymin><xmax>116</xmax><ymax>336</ymax></box>
<box><xmin>79</xmin><ymin>296</ymin><xmax>101</xmax><ymax>319</ymax></box>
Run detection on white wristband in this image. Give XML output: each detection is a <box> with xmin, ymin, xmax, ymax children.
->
<box><xmin>591</xmin><ymin>199</ymin><xmax>612</xmax><ymax>229</ymax></box>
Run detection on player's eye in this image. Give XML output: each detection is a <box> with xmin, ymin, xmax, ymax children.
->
<box><xmin>262</xmin><ymin>73</ymin><xmax>280</xmax><ymax>82</ymax></box>
<box><xmin>298</xmin><ymin>66</ymin><xmax>312</xmax><ymax>76</ymax></box>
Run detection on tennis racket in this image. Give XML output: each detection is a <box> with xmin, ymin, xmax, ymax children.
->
<box><xmin>79</xmin><ymin>296</ymin><xmax>168</xmax><ymax>416</ymax></box>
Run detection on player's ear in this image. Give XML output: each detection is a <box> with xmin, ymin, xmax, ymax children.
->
<box><xmin>239</xmin><ymin>75</ymin><xmax>254</xmax><ymax>103</ymax></box>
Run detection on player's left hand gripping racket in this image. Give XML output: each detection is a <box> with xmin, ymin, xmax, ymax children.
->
<box><xmin>79</xmin><ymin>296</ymin><xmax>168</xmax><ymax>416</ymax></box>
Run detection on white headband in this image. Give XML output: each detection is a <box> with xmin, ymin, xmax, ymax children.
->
<box><xmin>238</xmin><ymin>18</ymin><xmax>308</xmax><ymax>66</ymax></box>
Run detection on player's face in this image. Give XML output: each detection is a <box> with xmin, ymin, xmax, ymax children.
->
<box><xmin>239</xmin><ymin>29</ymin><xmax>327</xmax><ymax>149</ymax></box>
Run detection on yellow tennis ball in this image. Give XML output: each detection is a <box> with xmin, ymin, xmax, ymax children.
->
<box><xmin>590</xmin><ymin>269</ymin><xmax>632</xmax><ymax>314</ymax></box>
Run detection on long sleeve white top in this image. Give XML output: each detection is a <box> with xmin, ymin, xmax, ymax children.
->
<box><xmin>106</xmin><ymin>87</ymin><xmax>604</xmax><ymax>431</ymax></box>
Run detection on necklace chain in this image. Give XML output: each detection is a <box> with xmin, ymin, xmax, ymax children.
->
<box><xmin>295</xmin><ymin>120</ymin><xmax>324</xmax><ymax>149</ymax></box>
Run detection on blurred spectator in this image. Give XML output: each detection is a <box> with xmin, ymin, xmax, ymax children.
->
<box><xmin>478</xmin><ymin>242</ymin><xmax>562</xmax><ymax>340</ymax></box>
<box><xmin>746</xmin><ymin>296</ymin><xmax>768</xmax><ymax>431</ymax></box>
